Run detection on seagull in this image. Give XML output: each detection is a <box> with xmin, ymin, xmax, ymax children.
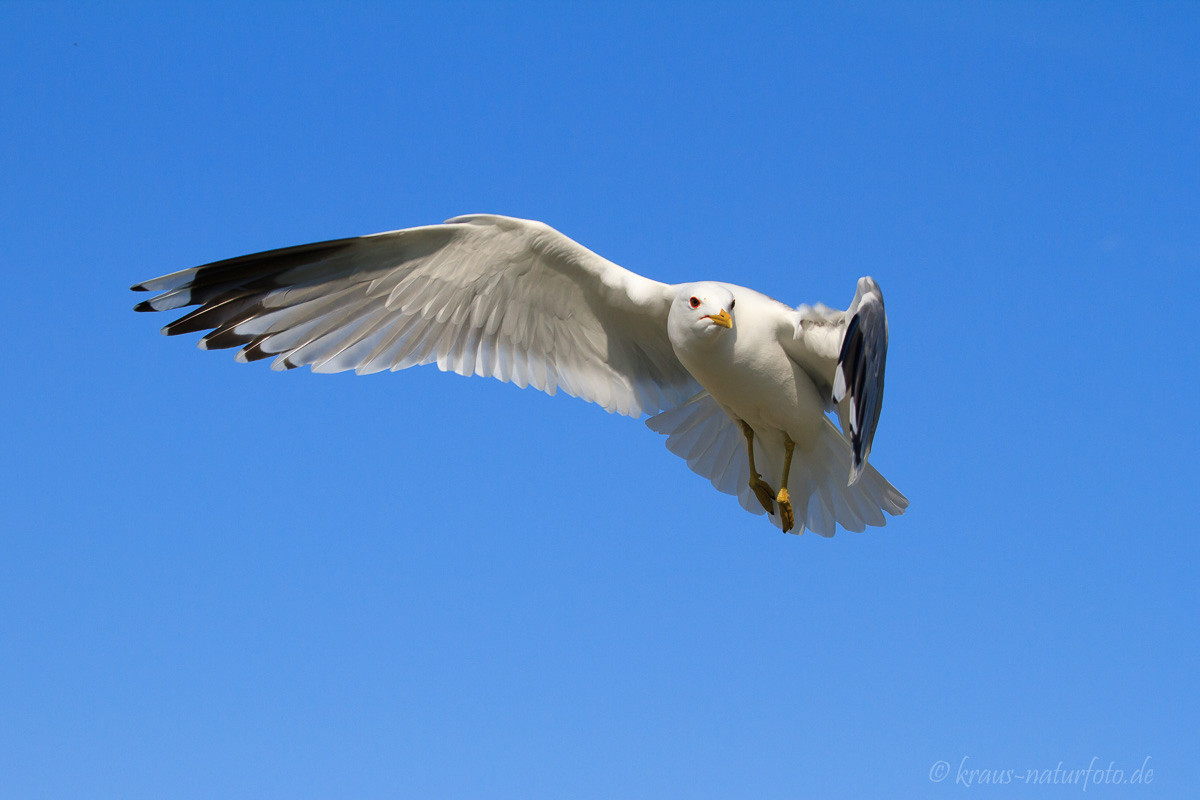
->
<box><xmin>132</xmin><ymin>214</ymin><xmax>907</xmax><ymax>535</ymax></box>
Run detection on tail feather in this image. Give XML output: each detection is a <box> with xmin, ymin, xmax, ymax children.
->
<box><xmin>647</xmin><ymin>393</ymin><xmax>908</xmax><ymax>536</ymax></box>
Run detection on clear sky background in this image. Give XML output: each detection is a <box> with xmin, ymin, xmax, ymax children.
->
<box><xmin>1</xmin><ymin>2</ymin><xmax>1196</xmax><ymax>798</ymax></box>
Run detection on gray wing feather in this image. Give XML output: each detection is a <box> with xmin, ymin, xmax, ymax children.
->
<box><xmin>832</xmin><ymin>277</ymin><xmax>889</xmax><ymax>484</ymax></box>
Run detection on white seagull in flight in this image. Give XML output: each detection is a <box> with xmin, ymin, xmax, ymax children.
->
<box><xmin>132</xmin><ymin>214</ymin><xmax>907</xmax><ymax>535</ymax></box>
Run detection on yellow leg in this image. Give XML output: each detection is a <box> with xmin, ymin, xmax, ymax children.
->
<box><xmin>776</xmin><ymin>436</ymin><xmax>796</xmax><ymax>533</ymax></box>
<box><xmin>740</xmin><ymin>421</ymin><xmax>776</xmax><ymax>515</ymax></box>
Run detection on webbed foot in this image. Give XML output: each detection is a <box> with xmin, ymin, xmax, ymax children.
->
<box><xmin>750</xmin><ymin>475</ymin><xmax>776</xmax><ymax>515</ymax></box>
<box><xmin>777</xmin><ymin>487</ymin><xmax>795</xmax><ymax>533</ymax></box>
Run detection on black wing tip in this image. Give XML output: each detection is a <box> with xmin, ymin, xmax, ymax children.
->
<box><xmin>162</xmin><ymin>320</ymin><xmax>202</xmax><ymax>336</ymax></box>
<box><xmin>198</xmin><ymin>329</ymin><xmax>254</xmax><ymax>351</ymax></box>
<box><xmin>238</xmin><ymin>341</ymin><xmax>276</xmax><ymax>363</ymax></box>
<box><xmin>131</xmin><ymin>282</ymin><xmax>151</xmax><ymax>292</ymax></box>
<box><xmin>133</xmin><ymin>299</ymin><xmax>157</xmax><ymax>312</ymax></box>
<box><xmin>839</xmin><ymin>313</ymin><xmax>863</xmax><ymax>363</ymax></box>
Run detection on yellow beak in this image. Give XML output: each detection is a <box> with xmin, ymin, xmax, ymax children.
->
<box><xmin>706</xmin><ymin>309</ymin><xmax>733</xmax><ymax>329</ymax></box>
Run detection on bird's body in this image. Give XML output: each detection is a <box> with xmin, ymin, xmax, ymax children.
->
<box><xmin>132</xmin><ymin>214</ymin><xmax>907</xmax><ymax>535</ymax></box>
<box><xmin>670</xmin><ymin>285</ymin><xmax>825</xmax><ymax>448</ymax></box>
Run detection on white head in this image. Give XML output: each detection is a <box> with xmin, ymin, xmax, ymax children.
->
<box><xmin>668</xmin><ymin>282</ymin><xmax>737</xmax><ymax>346</ymax></box>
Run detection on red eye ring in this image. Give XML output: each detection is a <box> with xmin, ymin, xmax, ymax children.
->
<box><xmin>689</xmin><ymin>296</ymin><xmax>701</xmax><ymax>308</ymax></box>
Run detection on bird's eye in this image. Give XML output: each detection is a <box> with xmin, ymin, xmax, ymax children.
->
<box><xmin>729</xmin><ymin>299</ymin><xmax>735</xmax><ymax>310</ymax></box>
<box><xmin>689</xmin><ymin>296</ymin><xmax>700</xmax><ymax>308</ymax></box>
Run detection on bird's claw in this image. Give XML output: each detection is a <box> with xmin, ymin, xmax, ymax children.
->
<box><xmin>750</xmin><ymin>476</ymin><xmax>776</xmax><ymax>515</ymax></box>
<box><xmin>777</xmin><ymin>488</ymin><xmax>795</xmax><ymax>533</ymax></box>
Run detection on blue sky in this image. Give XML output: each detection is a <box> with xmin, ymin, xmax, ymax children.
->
<box><xmin>1</xmin><ymin>2</ymin><xmax>1196</xmax><ymax>797</ymax></box>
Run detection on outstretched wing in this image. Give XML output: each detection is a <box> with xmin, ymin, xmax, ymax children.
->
<box><xmin>132</xmin><ymin>214</ymin><xmax>699</xmax><ymax>417</ymax></box>
<box><xmin>781</xmin><ymin>277</ymin><xmax>890</xmax><ymax>484</ymax></box>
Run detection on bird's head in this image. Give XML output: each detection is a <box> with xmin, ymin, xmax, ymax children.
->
<box><xmin>669</xmin><ymin>283</ymin><xmax>736</xmax><ymax>343</ymax></box>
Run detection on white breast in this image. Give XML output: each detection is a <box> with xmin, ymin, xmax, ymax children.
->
<box><xmin>669</xmin><ymin>287</ymin><xmax>826</xmax><ymax>449</ymax></box>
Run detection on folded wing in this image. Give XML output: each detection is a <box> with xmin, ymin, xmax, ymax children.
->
<box><xmin>132</xmin><ymin>214</ymin><xmax>698</xmax><ymax>417</ymax></box>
